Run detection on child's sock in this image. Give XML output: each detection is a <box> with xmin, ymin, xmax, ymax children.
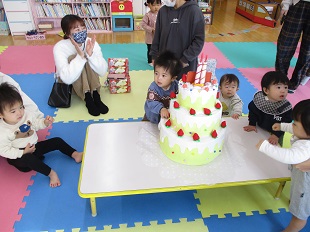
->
<box><xmin>93</xmin><ymin>91</ymin><xmax>109</xmax><ymax>114</ymax></box>
<box><xmin>84</xmin><ymin>92</ymin><xmax>100</xmax><ymax>116</ymax></box>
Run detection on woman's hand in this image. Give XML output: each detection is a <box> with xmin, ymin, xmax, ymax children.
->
<box><xmin>86</xmin><ymin>34</ymin><xmax>96</xmax><ymax>57</ymax></box>
<box><xmin>69</xmin><ymin>36</ymin><xmax>84</xmax><ymax>58</ymax></box>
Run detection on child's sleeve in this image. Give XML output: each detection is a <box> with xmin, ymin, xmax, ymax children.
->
<box><xmin>140</xmin><ymin>14</ymin><xmax>153</xmax><ymax>33</ymax></box>
<box><xmin>247</xmin><ymin>101</ymin><xmax>258</xmax><ymax>126</ymax></box>
<box><xmin>0</xmin><ymin>132</ymin><xmax>23</xmax><ymax>159</ymax></box>
<box><xmin>259</xmin><ymin>140</ymin><xmax>310</xmax><ymax>164</ymax></box>
<box><xmin>280</xmin><ymin>123</ymin><xmax>293</xmax><ymax>134</ymax></box>
<box><xmin>145</xmin><ymin>89</ymin><xmax>164</xmax><ymax>115</ymax></box>
<box><xmin>231</xmin><ymin>96</ymin><xmax>243</xmax><ymax>116</ymax></box>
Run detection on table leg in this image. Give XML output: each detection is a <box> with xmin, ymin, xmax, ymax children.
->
<box><xmin>274</xmin><ymin>181</ymin><xmax>286</xmax><ymax>199</ymax></box>
<box><xmin>90</xmin><ymin>197</ymin><xmax>97</xmax><ymax>217</ymax></box>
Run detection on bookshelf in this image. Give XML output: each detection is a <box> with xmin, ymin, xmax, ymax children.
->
<box><xmin>31</xmin><ymin>0</ymin><xmax>112</xmax><ymax>34</ymax></box>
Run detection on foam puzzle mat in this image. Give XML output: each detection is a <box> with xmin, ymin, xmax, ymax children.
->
<box><xmin>0</xmin><ymin>42</ymin><xmax>309</xmax><ymax>232</ymax></box>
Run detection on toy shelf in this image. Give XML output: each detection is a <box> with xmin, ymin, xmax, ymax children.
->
<box><xmin>236</xmin><ymin>0</ymin><xmax>281</xmax><ymax>28</ymax></box>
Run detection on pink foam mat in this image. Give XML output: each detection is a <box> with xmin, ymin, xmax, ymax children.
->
<box><xmin>0</xmin><ymin>158</ymin><xmax>35</xmax><ymax>232</ymax></box>
<box><xmin>0</xmin><ymin>126</ymin><xmax>50</xmax><ymax>231</ymax></box>
<box><xmin>201</xmin><ymin>42</ymin><xmax>234</xmax><ymax>68</ymax></box>
<box><xmin>239</xmin><ymin>67</ymin><xmax>309</xmax><ymax>106</ymax></box>
<box><xmin>0</xmin><ymin>45</ymin><xmax>55</xmax><ymax>75</ymax></box>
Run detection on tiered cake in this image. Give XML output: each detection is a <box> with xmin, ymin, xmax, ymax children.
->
<box><xmin>158</xmin><ymin>58</ymin><xmax>227</xmax><ymax>165</ymax></box>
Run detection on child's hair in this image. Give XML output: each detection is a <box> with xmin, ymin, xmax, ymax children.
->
<box><xmin>261</xmin><ymin>71</ymin><xmax>290</xmax><ymax>96</ymax></box>
<box><xmin>61</xmin><ymin>14</ymin><xmax>86</xmax><ymax>39</ymax></box>
<box><xmin>219</xmin><ymin>74</ymin><xmax>240</xmax><ymax>87</ymax></box>
<box><xmin>0</xmin><ymin>83</ymin><xmax>23</xmax><ymax>115</ymax></box>
<box><xmin>144</xmin><ymin>0</ymin><xmax>162</xmax><ymax>6</ymax></box>
<box><xmin>292</xmin><ymin>99</ymin><xmax>310</xmax><ymax>136</ymax></box>
<box><xmin>154</xmin><ymin>50</ymin><xmax>182</xmax><ymax>78</ymax></box>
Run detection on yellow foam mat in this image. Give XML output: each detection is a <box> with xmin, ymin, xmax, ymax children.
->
<box><xmin>195</xmin><ymin>182</ymin><xmax>290</xmax><ymax>218</ymax></box>
<box><xmin>54</xmin><ymin>70</ymin><xmax>153</xmax><ymax>122</ymax></box>
<box><xmin>65</xmin><ymin>218</ymin><xmax>209</xmax><ymax>232</ymax></box>
<box><xmin>0</xmin><ymin>46</ymin><xmax>8</xmax><ymax>54</ymax></box>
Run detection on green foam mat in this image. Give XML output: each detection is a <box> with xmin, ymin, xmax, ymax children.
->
<box><xmin>85</xmin><ymin>219</ymin><xmax>209</xmax><ymax>232</ymax></box>
<box><xmin>54</xmin><ymin>70</ymin><xmax>153</xmax><ymax>122</ymax></box>
<box><xmin>214</xmin><ymin>42</ymin><xmax>297</xmax><ymax>68</ymax></box>
<box><xmin>195</xmin><ymin>182</ymin><xmax>290</xmax><ymax>218</ymax></box>
<box><xmin>0</xmin><ymin>46</ymin><xmax>8</xmax><ymax>54</ymax></box>
<box><xmin>100</xmin><ymin>43</ymin><xmax>153</xmax><ymax>71</ymax></box>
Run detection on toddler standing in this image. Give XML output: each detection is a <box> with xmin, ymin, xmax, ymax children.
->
<box><xmin>256</xmin><ymin>99</ymin><xmax>310</xmax><ymax>232</ymax></box>
<box><xmin>140</xmin><ymin>0</ymin><xmax>162</xmax><ymax>66</ymax></box>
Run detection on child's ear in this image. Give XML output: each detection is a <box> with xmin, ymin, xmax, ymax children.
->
<box><xmin>262</xmin><ymin>87</ymin><xmax>268</xmax><ymax>95</ymax></box>
<box><xmin>172</xmin><ymin>76</ymin><xmax>177</xmax><ymax>81</ymax></box>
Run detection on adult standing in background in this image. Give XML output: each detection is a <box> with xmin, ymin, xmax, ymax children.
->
<box><xmin>275</xmin><ymin>0</ymin><xmax>310</xmax><ymax>93</ymax></box>
<box><xmin>54</xmin><ymin>14</ymin><xmax>109</xmax><ymax>116</ymax></box>
<box><xmin>150</xmin><ymin>0</ymin><xmax>205</xmax><ymax>80</ymax></box>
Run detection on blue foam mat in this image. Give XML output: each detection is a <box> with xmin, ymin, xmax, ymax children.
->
<box><xmin>15</xmin><ymin>121</ymin><xmax>201</xmax><ymax>231</ymax></box>
<box><xmin>10</xmin><ymin>73</ymin><xmax>57</xmax><ymax>117</ymax></box>
<box><xmin>216</xmin><ymin>68</ymin><xmax>257</xmax><ymax>114</ymax></box>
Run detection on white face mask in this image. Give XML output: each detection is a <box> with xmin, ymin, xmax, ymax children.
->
<box><xmin>162</xmin><ymin>0</ymin><xmax>176</xmax><ymax>7</ymax></box>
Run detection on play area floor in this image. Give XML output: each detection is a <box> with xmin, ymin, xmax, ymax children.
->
<box><xmin>0</xmin><ymin>42</ymin><xmax>309</xmax><ymax>232</ymax></box>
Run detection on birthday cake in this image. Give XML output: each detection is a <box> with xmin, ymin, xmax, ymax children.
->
<box><xmin>158</xmin><ymin>59</ymin><xmax>227</xmax><ymax>165</ymax></box>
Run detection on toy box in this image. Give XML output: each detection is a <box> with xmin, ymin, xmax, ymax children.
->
<box><xmin>236</xmin><ymin>0</ymin><xmax>281</xmax><ymax>27</ymax></box>
<box><xmin>108</xmin><ymin>58</ymin><xmax>129</xmax><ymax>74</ymax></box>
<box><xmin>107</xmin><ymin>74</ymin><xmax>131</xmax><ymax>94</ymax></box>
<box><xmin>111</xmin><ymin>0</ymin><xmax>133</xmax><ymax>15</ymax></box>
<box><xmin>133</xmin><ymin>15</ymin><xmax>143</xmax><ymax>30</ymax></box>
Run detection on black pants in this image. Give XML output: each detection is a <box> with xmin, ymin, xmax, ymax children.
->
<box><xmin>147</xmin><ymin>44</ymin><xmax>152</xmax><ymax>63</ymax></box>
<box><xmin>7</xmin><ymin>137</ymin><xmax>76</xmax><ymax>176</ymax></box>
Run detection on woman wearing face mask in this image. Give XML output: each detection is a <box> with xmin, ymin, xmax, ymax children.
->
<box><xmin>150</xmin><ymin>0</ymin><xmax>205</xmax><ymax>81</ymax></box>
<box><xmin>53</xmin><ymin>14</ymin><xmax>108</xmax><ymax>116</ymax></box>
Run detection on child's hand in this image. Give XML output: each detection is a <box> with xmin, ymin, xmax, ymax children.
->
<box><xmin>44</xmin><ymin>116</ymin><xmax>54</xmax><ymax>127</ymax></box>
<box><xmin>268</xmin><ymin>134</ymin><xmax>279</xmax><ymax>145</ymax></box>
<box><xmin>160</xmin><ymin>108</ymin><xmax>170</xmax><ymax>119</ymax></box>
<box><xmin>256</xmin><ymin>139</ymin><xmax>264</xmax><ymax>149</ymax></box>
<box><xmin>231</xmin><ymin>114</ymin><xmax>239</xmax><ymax>120</ymax></box>
<box><xmin>272</xmin><ymin>123</ymin><xmax>281</xmax><ymax>131</ymax></box>
<box><xmin>243</xmin><ymin>125</ymin><xmax>257</xmax><ymax>132</ymax></box>
<box><xmin>23</xmin><ymin>143</ymin><xmax>35</xmax><ymax>154</ymax></box>
<box><xmin>295</xmin><ymin>159</ymin><xmax>310</xmax><ymax>172</ymax></box>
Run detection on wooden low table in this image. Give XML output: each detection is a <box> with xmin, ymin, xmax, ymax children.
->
<box><xmin>78</xmin><ymin>117</ymin><xmax>291</xmax><ymax>216</ymax></box>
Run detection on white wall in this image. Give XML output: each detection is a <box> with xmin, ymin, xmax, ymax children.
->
<box><xmin>132</xmin><ymin>0</ymin><xmax>147</xmax><ymax>15</ymax></box>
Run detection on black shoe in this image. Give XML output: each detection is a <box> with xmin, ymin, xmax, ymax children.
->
<box><xmin>288</xmin><ymin>82</ymin><xmax>297</xmax><ymax>94</ymax></box>
<box><xmin>93</xmin><ymin>91</ymin><xmax>109</xmax><ymax>114</ymax></box>
<box><xmin>85</xmin><ymin>92</ymin><xmax>100</xmax><ymax>116</ymax></box>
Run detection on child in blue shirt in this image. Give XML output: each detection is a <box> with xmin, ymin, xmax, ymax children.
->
<box><xmin>144</xmin><ymin>50</ymin><xmax>182</xmax><ymax>123</ymax></box>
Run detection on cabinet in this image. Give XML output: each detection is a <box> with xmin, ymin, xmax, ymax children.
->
<box><xmin>31</xmin><ymin>0</ymin><xmax>112</xmax><ymax>34</ymax></box>
<box><xmin>2</xmin><ymin>0</ymin><xmax>35</xmax><ymax>35</ymax></box>
<box><xmin>0</xmin><ymin>0</ymin><xmax>10</xmax><ymax>35</ymax></box>
<box><xmin>197</xmin><ymin>0</ymin><xmax>214</xmax><ymax>25</ymax></box>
